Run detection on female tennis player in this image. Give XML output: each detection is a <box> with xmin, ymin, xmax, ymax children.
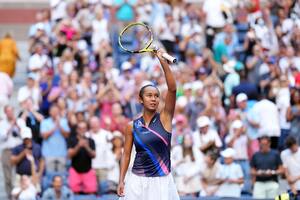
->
<box><xmin>117</xmin><ymin>49</ymin><xmax>179</xmax><ymax>200</ymax></box>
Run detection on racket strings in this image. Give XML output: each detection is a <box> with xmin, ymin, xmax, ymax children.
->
<box><xmin>119</xmin><ymin>24</ymin><xmax>152</xmax><ymax>53</ymax></box>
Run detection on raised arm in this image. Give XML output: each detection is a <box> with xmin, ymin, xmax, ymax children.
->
<box><xmin>117</xmin><ymin>123</ymin><xmax>133</xmax><ymax>197</ymax></box>
<box><xmin>157</xmin><ymin>50</ymin><xmax>177</xmax><ymax>132</ymax></box>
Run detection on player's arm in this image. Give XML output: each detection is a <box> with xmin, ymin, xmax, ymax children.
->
<box><xmin>117</xmin><ymin>122</ymin><xmax>134</xmax><ymax>197</ymax></box>
<box><xmin>156</xmin><ymin>49</ymin><xmax>176</xmax><ymax>132</ymax></box>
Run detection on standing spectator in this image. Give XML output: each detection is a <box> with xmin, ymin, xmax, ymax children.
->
<box><xmin>0</xmin><ymin>105</ymin><xmax>22</xmax><ymax>199</ymax></box>
<box><xmin>11</xmin><ymin>127</ymin><xmax>44</xmax><ymax>187</ymax></box>
<box><xmin>199</xmin><ymin>150</ymin><xmax>222</xmax><ymax>197</ymax></box>
<box><xmin>286</xmin><ymin>90</ymin><xmax>300</xmax><ymax>145</ymax></box>
<box><xmin>171</xmin><ymin>134</ymin><xmax>203</xmax><ymax>197</ymax></box>
<box><xmin>17</xmin><ymin>73</ymin><xmax>41</xmax><ymax>111</ymax></box>
<box><xmin>216</xmin><ymin>148</ymin><xmax>243</xmax><ymax>198</ymax></box>
<box><xmin>0</xmin><ymin>33</ymin><xmax>19</xmax><ymax>77</ymax></box>
<box><xmin>0</xmin><ymin>72</ymin><xmax>13</xmax><ymax>119</ymax></box>
<box><xmin>251</xmin><ymin>136</ymin><xmax>283</xmax><ymax>199</ymax></box>
<box><xmin>18</xmin><ymin>97</ymin><xmax>44</xmax><ymax>145</ymax></box>
<box><xmin>67</xmin><ymin>121</ymin><xmax>97</xmax><ymax>194</ymax></box>
<box><xmin>40</xmin><ymin>104</ymin><xmax>70</xmax><ymax>172</ymax></box>
<box><xmin>88</xmin><ymin>116</ymin><xmax>113</xmax><ymax>184</ymax></box>
<box><xmin>42</xmin><ymin>175</ymin><xmax>74</xmax><ymax>200</ymax></box>
<box><xmin>251</xmin><ymin>97</ymin><xmax>281</xmax><ymax>149</ymax></box>
<box><xmin>28</xmin><ymin>43</ymin><xmax>49</xmax><ymax>73</ymax></box>
<box><xmin>280</xmin><ymin>136</ymin><xmax>300</xmax><ymax>198</ymax></box>
<box><xmin>202</xmin><ymin>0</ymin><xmax>227</xmax><ymax>49</ymax></box>
<box><xmin>193</xmin><ymin>115</ymin><xmax>222</xmax><ymax>153</ymax></box>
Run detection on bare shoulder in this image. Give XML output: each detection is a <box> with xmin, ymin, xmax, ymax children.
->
<box><xmin>124</xmin><ymin>121</ymin><xmax>133</xmax><ymax>136</ymax></box>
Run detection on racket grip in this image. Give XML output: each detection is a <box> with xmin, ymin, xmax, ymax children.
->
<box><xmin>162</xmin><ymin>53</ymin><xmax>177</xmax><ymax>63</ymax></box>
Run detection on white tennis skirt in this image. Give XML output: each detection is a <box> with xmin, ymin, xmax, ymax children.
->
<box><xmin>119</xmin><ymin>172</ymin><xmax>180</xmax><ymax>200</ymax></box>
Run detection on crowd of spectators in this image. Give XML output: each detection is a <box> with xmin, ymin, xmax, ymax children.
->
<box><xmin>0</xmin><ymin>0</ymin><xmax>300</xmax><ymax>199</ymax></box>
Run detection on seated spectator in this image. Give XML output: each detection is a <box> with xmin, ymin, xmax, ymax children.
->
<box><xmin>199</xmin><ymin>150</ymin><xmax>222</xmax><ymax>197</ymax></box>
<box><xmin>216</xmin><ymin>148</ymin><xmax>243</xmax><ymax>198</ymax></box>
<box><xmin>251</xmin><ymin>136</ymin><xmax>283</xmax><ymax>199</ymax></box>
<box><xmin>40</xmin><ymin>104</ymin><xmax>70</xmax><ymax>173</ymax></box>
<box><xmin>11</xmin><ymin>127</ymin><xmax>44</xmax><ymax>190</ymax></box>
<box><xmin>42</xmin><ymin>175</ymin><xmax>74</xmax><ymax>200</ymax></box>
<box><xmin>225</xmin><ymin>120</ymin><xmax>251</xmax><ymax>194</ymax></box>
<box><xmin>67</xmin><ymin>121</ymin><xmax>97</xmax><ymax>194</ymax></box>
<box><xmin>11</xmin><ymin>175</ymin><xmax>37</xmax><ymax>200</ymax></box>
<box><xmin>193</xmin><ymin>116</ymin><xmax>222</xmax><ymax>153</ymax></box>
<box><xmin>281</xmin><ymin>136</ymin><xmax>300</xmax><ymax>197</ymax></box>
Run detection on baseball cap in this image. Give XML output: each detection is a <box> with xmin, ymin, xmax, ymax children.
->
<box><xmin>197</xmin><ymin>116</ymin><xmax>210</xmax><ymax>128</ymax></box>
<box><xmin>221</xmin><ymin>148</ymin><xmax>236</xmax><ymax>158</ymax></box>
<box><xmin>20</xmin><ymin>127</ymin><xmax>32</xmax><ymax>140</ymax></box>
<box><xmin>17</xmin><ymin>88</ymin><xmax>31</xmax><ymax>103</ymax></box>
<box><xmin>231</xmin><ymin>120</ymin><xmax>243</xmax><ymax>129</ymax></box>
<box><xmin>121</xmin><ymin>61</ymin><xmax>132</xmax><ymax>71</ymax></box>
<box><xmin>27</xmin><ymin>73</ymin><xmax>38</xmax><ymax>80</ymax></box>
<box><xmin>236</xmin><ymin>93</ymin><xmax>248</xmax><ymax>103</ymax></box>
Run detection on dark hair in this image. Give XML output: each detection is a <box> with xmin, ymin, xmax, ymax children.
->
<box><xmin>139</xmin><ymin>84</ymin><xmax>160</xmax><ymax>99</ymax></box>
<box><xmin>52</xmin><ymin>175</ymin><xmax>62</xmax><ymax>182</ymax></box>
<box><xmin>285</xmin><ymin>136</ymin><xmax>297</xmax><ymax>148</ymax></box>
<box><xmin>258</xmin><ymin>135</ymin><xmax>271</xmax><ymax>142</ymax></box>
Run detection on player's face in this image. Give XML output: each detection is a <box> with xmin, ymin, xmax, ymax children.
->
<box><xmin>140</xmin><ymin>87</ymin><xmax>160</xmax><ymax>111</ymax></box>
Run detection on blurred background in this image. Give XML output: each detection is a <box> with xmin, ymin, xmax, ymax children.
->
<box><xmin>0</xmin><ymin>0</ymin><xmax>299</xmax><ymax>199</ymax></box>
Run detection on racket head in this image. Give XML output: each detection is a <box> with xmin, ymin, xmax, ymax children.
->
<box><xmin>118</xmin><ymin>22</ymin><xmax>154</xmax><ymax>53</ymax></box>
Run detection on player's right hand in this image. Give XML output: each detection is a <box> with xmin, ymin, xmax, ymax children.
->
<box><xmin>117</xmin><ymin>182</ymin><xmax>125</xmax><ymax>197</ymax></box>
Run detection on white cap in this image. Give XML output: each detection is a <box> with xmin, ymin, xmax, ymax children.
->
<box><xmin>17</xmin><ymin>88</ymin><xmax>31</xmax><ymax>103</ymax></box>
<box><xmin>192</xmin><ymin>81</ymin><xmax>203</xmax><ymax>91</ymax></box>
<box><xmin>183</xmin><ymin>83</ymin><xmax>192</xmax><ymax>90</ymax></box>
<box><xmin>36</xmin><ymin>22</ymin><xmax>45</xmax><ymax>31</ymax></box>
<box><xmin>231</xmin><ymin>120</ymin><xmax>243</xmax><ymax>129</ymax></box>
<box><xmin>221</xmin><ymin>148</ymin><xmax>236</xmax><ymax>158</ymax></box>
<box><xmin>236</xmin><ymin>93</ymin><xmax>248</xmax><ymax>103</ymax></box>
<box><xmin>177</xmin><ymin>96</ymin><xmax>188</xmax><ymax>107</ymax></box>
<box><xmin>223</xmin><ymin>60</ymin><xmax>236</xmax><ymax>74</ymax></box>
<box><xmin>197</xmin><ymin>116</ymin><xmax>210</xmax><ymax>128</ymax></box>
<box><xmin>121</xmin><ymin>61</ymin><xmax>132</xmax><ymax>71</ymax></box>
<box><xmin>112</xmin><ymin>131</ymin><xmax>123</xmax><ymax>138</ymax></box>
<box><xmin>20</xmin><ymin>127</ymin><xmax>32</xmax><ymax>139</ymax></box>
<box><xmin>27</xmin><ymin>72</ymin><xmax>38</xmax><ymax>80</ymax></box>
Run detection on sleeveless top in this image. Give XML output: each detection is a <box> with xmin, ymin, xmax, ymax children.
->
<box><xmin>132</xmin><ymin>113</ymin><xmax>171</xmax><ymax>177</ymax></box>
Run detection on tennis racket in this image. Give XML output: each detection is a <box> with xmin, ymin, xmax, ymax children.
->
<box><xmin>118</xmin><ymin>22</ymin><xmax>177</xmax><ymax>63</ymax></box>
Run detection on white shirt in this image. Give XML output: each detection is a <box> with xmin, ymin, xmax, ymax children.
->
<box><xmin>11</xmin><ymin>184</ymin><xmax>37</xmax><ymax>200</ymax></box>
<box><xmin>276</xmin><ymin>88</ymin><xmax>291</xmax><ymax>130</ymax></box>
<box><xmin>0</xmin><ymin>119</ymin><xmax>22</xmax><ymax>150</ymax></box>
<box><xmin>88</xmin><ymin>129</ymin><xmax>113</xmax><ymax>169</ymax></box>
<box><xmin>281</xmin><ymin>148</ymin><xmax>300</xmax><ymax>190</ymax></box>
<box><xmin>203</xmin><ymin>0</ymin><xmax>226</xmax><ymax>28</ymax></box>
<box><xmin>225</xmin><ymin>134</ymin><xmax>248</xmax><ymax>160</ymax></box>
<box><xmin>92</xmin><ymin>18</ymin><xmax>109</xmax><ymax>51</ymax></box>
<box><xmin>106</xmin><ymin>152</ymin><xmax>120</xmax><ymax>184</ymax></box>
<box><xmin>216</xmin><ymin>163</ymin><xmax>243</xmax><ymax>197</ymax></box>
<box><xmin>18</xmin><ymin>86</ymin><xmax>41</xmax><ymax>110</ymax></box>
<box><xmin>193</xmin><ymin>128</ymin><xmax>222</xmax><ymax>149</ymax></box>
<box><xmin>171</xmin><ymin>145</ymin><xmax>203</xmax><ymax>194</ymax></box>
<box><xmin>251</xmin><ymin>99</ymin><xmax>281</xmax><ymax>137</ymax></box>
<box><xmin>28</xmin><ymin>53</ymin><xmax>48</xmax><ymax>71</ymax></box>
<box><xmin>0</xmin><ymin>72</ymin><xmax>13</xmax><ymax>97</ymax></box>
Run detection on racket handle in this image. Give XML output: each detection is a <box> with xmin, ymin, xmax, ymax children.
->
<box><xmin>162</xmin><ymin>53</ymin><xmax>177</xmax><ymax>63</ymax></box>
